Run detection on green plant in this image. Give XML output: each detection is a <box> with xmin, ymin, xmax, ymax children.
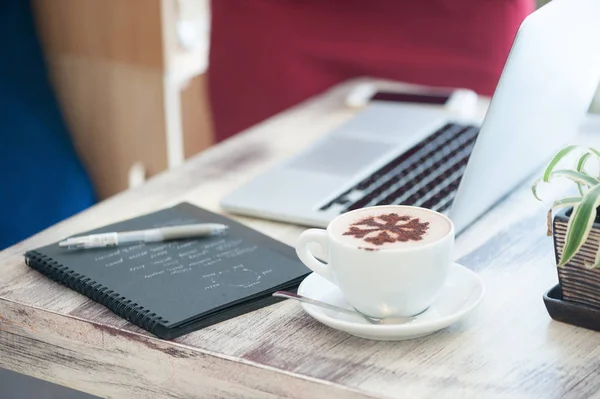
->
<box><xmin>532</xmin><ymin>145</ymin><xmax>600</xmax><ymax>267</ymax></box>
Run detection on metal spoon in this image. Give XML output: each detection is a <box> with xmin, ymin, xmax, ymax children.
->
<box><xmin>273</xmin><ymin>291</ymin><xmax>416</xmax><ymax>325</ymax></box>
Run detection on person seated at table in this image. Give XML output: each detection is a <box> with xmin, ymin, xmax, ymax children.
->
<box><xmin>208</xmin><ymin>0</ymin><xmax>534</xmax><ymax>142</ymax></box>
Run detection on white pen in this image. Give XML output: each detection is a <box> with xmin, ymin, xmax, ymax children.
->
<box><xmin>58</xmin><ymin>223</ymin><xmax>229</xmax><ymax>249</ymax></box>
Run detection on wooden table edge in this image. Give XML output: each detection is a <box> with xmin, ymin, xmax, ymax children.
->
<box><xmin>0</xmin><ymin>294</ymin><xmax>381</xmax><ymax>399</ymax></box>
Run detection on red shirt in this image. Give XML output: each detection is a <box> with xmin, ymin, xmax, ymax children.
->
<box><xmin>209</xmin><ymin>0</ymin><xmax>534</xmax><ymax>142</ymax></box>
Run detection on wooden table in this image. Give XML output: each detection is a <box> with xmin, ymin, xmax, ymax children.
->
<box><xmin>2</xmin><ymin>78</ymin><xmax>600</xmax><ymax>399</ymax></box>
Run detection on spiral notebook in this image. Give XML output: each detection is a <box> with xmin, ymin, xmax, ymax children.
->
<box><xmin>24</xmin><ymin>202</ymin><xmax>309</xmax><ymax>339</ymax></box>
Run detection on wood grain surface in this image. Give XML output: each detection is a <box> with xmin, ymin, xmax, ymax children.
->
<box><xmin>2</xmin><ymin>78</ymin><xmax>600</xmax><ymax>399</ymax></box>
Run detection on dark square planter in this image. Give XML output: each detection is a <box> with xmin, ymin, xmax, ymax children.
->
<box><xmin>543</xmin><ymin>284</ymin><xmax>600</xmax><ymax>331</ymax></box>
<box><xmin>553</xmin><ymin>207</ymin><xmax>600</xmax><ymax>310</ymax></box>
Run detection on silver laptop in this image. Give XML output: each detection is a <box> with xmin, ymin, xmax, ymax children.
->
<box><xmin>221</xmin><ymin>0</ymin><xmax>600</xmax><ymax>234</ymax></box>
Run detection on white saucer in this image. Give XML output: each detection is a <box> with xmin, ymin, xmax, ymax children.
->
<box><xmin>296</xmin><ymin>263</ymin><xmax>485</xmax><ymax>341</ymax></box>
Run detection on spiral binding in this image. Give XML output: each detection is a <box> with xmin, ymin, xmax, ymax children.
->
<box><xmin>25</xmin><ymin>250</ymin><xmax>169</xmax><ymax>333</ymax></box>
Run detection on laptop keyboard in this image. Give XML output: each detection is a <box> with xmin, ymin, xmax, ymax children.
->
<box><xmin>319</xmin><ymin>123</ymin><xmax>480</xmax><ymax>214</ymax></box>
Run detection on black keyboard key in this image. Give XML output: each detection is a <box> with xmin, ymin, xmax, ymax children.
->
<box><xmin>355</xmin><ymin>146</ymin><xmax>419</xmax><ymax>191</ymax></box>
<box><xmin>420</xmin><ymin>175</ymin><xmax>464</xmax><ymax>210</ymax></box>
<box><xmin>319</xmin><ymin>188</ymin><xmax>352</xmax><ymax>211</ymax></box>
<box><xmin>435</xmin><ymin>199</ymin><xmax>453</xmax><ymax>213</ymax></box>
<box><xmin>346</xmin><ymin>181</ymin><xmax>399</xmax><ymax>211</ymax></box>
<box><xmin>375</xmin><ymin>139</ymin><xmax>475</xmax><ymax>205</ymax></box>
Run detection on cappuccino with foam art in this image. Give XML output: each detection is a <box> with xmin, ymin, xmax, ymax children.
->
<box><xmin>296</xmin><ymin>205</ymin><xmax>455</xmax><ymax>318</ymax></box>
<box><xmin>330</xmin><ymin>206</ymin><xmax>452</xmax><ymax>250</ymax></box>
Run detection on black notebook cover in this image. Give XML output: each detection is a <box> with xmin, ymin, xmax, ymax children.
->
<box><xmin>24</xmin><ymin>203</ymin><xmax>309</xmax><ymax>339</ymax></box>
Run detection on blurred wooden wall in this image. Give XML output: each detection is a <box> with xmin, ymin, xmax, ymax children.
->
<box><xmin>31</xmin><ymin>0</ymin><xmax>214</xmax><ymax>200</ymax></box>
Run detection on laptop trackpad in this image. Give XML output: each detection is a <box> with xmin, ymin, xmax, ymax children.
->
<box><xmin>286</xmin><ymin>137</ymin><xmax>390</xmax><ymax>177</ymax></box>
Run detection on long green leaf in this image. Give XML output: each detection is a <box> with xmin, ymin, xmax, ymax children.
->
<box><xmin>587</xmin><ymin>147</ymin><xmax>600</xmax><ymax>159</ymax></box>
<box><xmin>576</xmin><ymin>152</ymin><xmax>593</xmax><ymax>196</ymax></box>
<box><xmin>559</xmin><ymin>185</ymin><xmax>600</xmax><ymax>266</ymax></box>
<box><xmin>547</xmin><ymin>197</ymin><xmax>582</xmax><ymax>236</ymax></box>
<box><xmin>550</xmin><ymin>170</ymin><xmax>600</xmax><ymax>187</ymax></box>
<box><xmin>590</xmin><ymin>148</ymin><xmax>600</xmax><ymax>180</ymax></box>
<box><xmin>531</xmin><ymin>178</ymin><xmax>543</xmax><ymax>201</ymax></box>
<box><xmin>552</xmin><ymin>197</ymin><xmax>583</xmax><ymax>208</ymax></box>
<box><xmin>591</xmin><ymin>148</ymin><xmax>600</xmax><ymax>179</ymax></box>
<box><xmin>543</xmin><ymin>145</ymin><xmax>583</xmax><ymax>182</ymax></box>
<box><xmin>531</xmin><ymin>169</ymin><xmax>600</xmax><ymax>201</ymax></box>
<box><xmin>533</xmin><ymin>170</ymin><xmax>599</xmax><ymax>203</ymax></box>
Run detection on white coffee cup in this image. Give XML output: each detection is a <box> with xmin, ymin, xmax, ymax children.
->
<box><xmin>296</xmin><ymin>205</ymin><xmax>454</xmax><ymax>318</ymax></box>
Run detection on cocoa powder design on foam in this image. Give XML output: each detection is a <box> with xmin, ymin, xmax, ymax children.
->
<box><xmin>343</xmin><ymin>213</ymin><xmax>429</xmax><ymax>246</ymax></box>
